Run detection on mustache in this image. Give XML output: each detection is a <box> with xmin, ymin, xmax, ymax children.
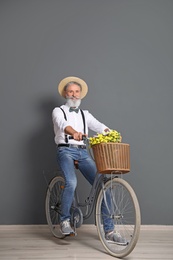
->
<box><xmin>66</xmin><ymin>95</ymin><xmax>80</xmax><ymax>100</ymax></box>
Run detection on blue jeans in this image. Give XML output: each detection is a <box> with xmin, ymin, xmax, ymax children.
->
<box><xmin>56</xmin><ymin>147</ymin><xmax>114</xmax><ymax>233</ymax></box>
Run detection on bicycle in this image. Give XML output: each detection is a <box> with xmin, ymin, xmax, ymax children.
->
<box><xmin>45</xmin><ymin>137</ymin><xmax>141</xmax><ymax>258</ymax></box>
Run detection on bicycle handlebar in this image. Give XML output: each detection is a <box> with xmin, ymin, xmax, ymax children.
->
<box><xmin>69</xmin><ymin>135</ymin><xmax>87</xmax><ymax>141</ymax></box>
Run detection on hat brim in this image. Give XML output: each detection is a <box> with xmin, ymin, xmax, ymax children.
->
<box><xmin>58</xmin><ymin>76</ymin><xmax>88</xmax><ymax>99</ymax></box>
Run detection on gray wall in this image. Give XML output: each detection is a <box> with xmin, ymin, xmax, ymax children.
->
<box><xmin>0</xmin><ymin>0</ymin><xmax>173</xmax><ymax>225</ymax></box>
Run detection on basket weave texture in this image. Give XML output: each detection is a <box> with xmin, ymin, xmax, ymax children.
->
<box><xmin>92</xmin><ymin>143</ymin><xmax>130</xmax><ymax>174</ymax></box>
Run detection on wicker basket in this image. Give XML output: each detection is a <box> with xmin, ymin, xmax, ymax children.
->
<box><xmin>92</xmin><ymin>142</ymin><xmax>130</xmax><ymax>174</ymax></box>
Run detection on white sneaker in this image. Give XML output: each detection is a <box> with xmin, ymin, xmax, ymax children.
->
<box><xmin>105</xmin><ymin>231</ymin><xmax>128</xmax><ymax>246</ymax></box>
<box><xmin>60</xmin><ymin>219</ymin><xmax>75</xmax><ymax>235</ymax></box>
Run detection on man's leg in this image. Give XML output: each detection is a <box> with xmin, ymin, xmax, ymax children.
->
<box><xmin>78</xmin><ymin>149</ymin><xmax>96</xmax><ymax>185</ymax></box>
<box><xmin>78</xmin><ymin>149</ymin><xmax>127</xmax><ymax>244</ymax></box>
<box><xmin>78</xmin><ymin>150</ymin><xmax>114</xmax><ymax>229</ymax></box>
<box><xmin>56</xmin><ymin>147</ymin><xmax>77</xmax><ymax>234</ymax></box>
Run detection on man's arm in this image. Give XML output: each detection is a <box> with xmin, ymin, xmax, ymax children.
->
<box><xmin>64</xmin><ymin>126</ymin><xmax>86</xmax><ymax>141</ymax></box>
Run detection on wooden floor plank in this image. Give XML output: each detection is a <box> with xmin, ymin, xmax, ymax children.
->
<box><xmin>0</xmin><ymin>225</ymin><xmax>173</xmax><ymax>260</ymax></box>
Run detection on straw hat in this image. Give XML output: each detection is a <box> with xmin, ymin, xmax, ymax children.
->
<box><xmin>58</xmin><ymin>76</ymin><xmax>88</xmax><ymax>99</ymax></box>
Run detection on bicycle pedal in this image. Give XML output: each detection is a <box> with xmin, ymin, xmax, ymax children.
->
<box><xmin>64</xmin><ymin>231</ymin><xmax>76</xmax><ymax>237</ymax></box>
<box><xmin>69</xmin><ymin>232</ymin><xmax>76</xmax><ymax>237</ymax></box>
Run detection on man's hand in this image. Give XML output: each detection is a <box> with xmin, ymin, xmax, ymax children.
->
<box><xmin>64</xmin><ymin>126</ymin><xmax>87</xmax><ymax>141</ymax></box>
<box><xmin>73</xmin><ymin>132</ymin><xmax>86</xmax><ymax>141</ymax></box>
<box><xmin>104</xmin><ymin>128</ymin><xmax>110</xmax><ymax>133</ymax></box>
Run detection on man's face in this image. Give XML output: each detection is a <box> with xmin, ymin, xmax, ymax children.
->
<box><xmin>65</xmin><ymin>84</ymin><xmax>81</xmax><ymax>99</ymax></box>
<box><xmin>65</xmin><ymin>83</ymin><xmax>82</xmax><ymax>107</ymax></box>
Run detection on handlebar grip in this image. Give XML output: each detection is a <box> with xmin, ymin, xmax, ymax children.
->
<box><xmin>69</xmin><ymin>135</ymin><xmax>87</xmax><ymax>140</ymax></box>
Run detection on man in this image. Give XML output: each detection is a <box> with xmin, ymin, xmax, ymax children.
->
<box><xmin>52</xmin><ymin>76</ymin><xmax>127</xmax><ymax>245</ymax></box>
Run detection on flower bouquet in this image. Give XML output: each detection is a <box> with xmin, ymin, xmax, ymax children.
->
<box><xmin>89</xmin><ymin>130</ymin><xmax>122</xmax><ymax>146</ymax></box>
<box><xmin>89</xmin><ymin>130</ymin><xmax>130</xmax><ymax>174</ymax></box>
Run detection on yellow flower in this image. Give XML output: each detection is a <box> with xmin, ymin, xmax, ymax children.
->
<box><xmin>89</xmin><ymin>130</ymin><xmax>121</xmax><ymax>146</ymax></box>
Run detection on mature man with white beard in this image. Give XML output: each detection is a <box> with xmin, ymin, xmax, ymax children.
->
<box><xmin>52</xmin><ymin>76</ymin><xmax>127</xmax><ymax>245</ymax></box>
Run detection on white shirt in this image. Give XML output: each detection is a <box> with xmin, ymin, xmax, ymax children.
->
<box><xmin>52</xmin><ymin>104</ymin><xmax>108</xmax><ymax>145</ymax></box>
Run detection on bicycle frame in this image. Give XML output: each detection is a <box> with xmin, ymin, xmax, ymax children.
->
<box><xmin>72</xmin><ymin>171</ymin><xmax>106</xmax><ymax>220</ymax></box>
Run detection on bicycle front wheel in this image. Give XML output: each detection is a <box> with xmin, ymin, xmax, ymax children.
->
<box><xmin>96</xmin><ymin>177</ymin><xmax>141</xmax><ymax>258</ymax></box>
<box><xmin>45</xmin><ymin>176</ymin><xmax>65</xmax><ymax>238</ymax></box>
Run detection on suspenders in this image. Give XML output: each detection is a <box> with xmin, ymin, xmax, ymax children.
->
<box><xmin>59</xmin><ymin>107</ymin><xmax>86</xmax><ymax>143</ymax></box>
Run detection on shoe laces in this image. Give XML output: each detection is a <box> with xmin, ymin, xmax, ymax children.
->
<box><xmin>107</xmin><ymin>230</ymin><xmax>122</xmax><ymax>238</ymax></box>
<box><xmin>114</xmin><ymin>231</ymin><xmax>122</xmax><ymax>238</ymax></box>
<box><xmin>61</xmin><ymin>220</ymin><xmax>70</xmax><ymax>228</ymax></box>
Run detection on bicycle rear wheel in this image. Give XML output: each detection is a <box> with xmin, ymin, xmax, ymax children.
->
<box><xmin>45</xmin><ymin>176</ymin><xmax>65</xmax><ymax>238</ymax></box>
<box><xmin>96</xmin><ymin>177</ymin><xmax>141</xmax><ymax>258</ymax></box>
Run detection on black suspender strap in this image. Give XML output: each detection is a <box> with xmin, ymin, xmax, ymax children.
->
<box><xmin>60</xmin><ymin>107</ymin><xmax>67</xmax><ymax>120</ymax></box>
<box><xmin>80</xmin><ymin>109</ymin><xmax>86</xmax><ymax>134</ymax></box>
<box><xmin>59</xmin><ymin>107</ymin><xmax>86</xmax><ymax>142</ymax></box>
<box><xmin>60</xmin><ymin>107</ymin><xmax>68</xmax><ymax>143</ymax></box>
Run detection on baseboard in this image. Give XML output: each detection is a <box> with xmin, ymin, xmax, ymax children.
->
<box><xmin>0</xmin><ymin>224</ymin><xmax>173</xmax><ymax>230</ymax></box>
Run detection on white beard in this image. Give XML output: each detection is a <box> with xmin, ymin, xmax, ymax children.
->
<box><xmin>66</xmin><ymin>97</ymin><xmax>81</xmax><ymax>108</ymax></box>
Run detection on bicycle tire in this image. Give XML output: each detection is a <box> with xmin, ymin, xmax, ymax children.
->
<box><xmin>45</xmin><ymin>176</ymin><xmax>65</xmax><ymax>238</ymax></box>
<box><xmin>96</xmin><ymin>177</ymin><xmax>141</xmax><ymax>258</ymax></box>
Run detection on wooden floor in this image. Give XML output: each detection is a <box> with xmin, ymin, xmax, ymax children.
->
<box><xmin>0</xmin><ymin>225</ymin><xmax>173</xmax><ymax>260</ymax></box>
